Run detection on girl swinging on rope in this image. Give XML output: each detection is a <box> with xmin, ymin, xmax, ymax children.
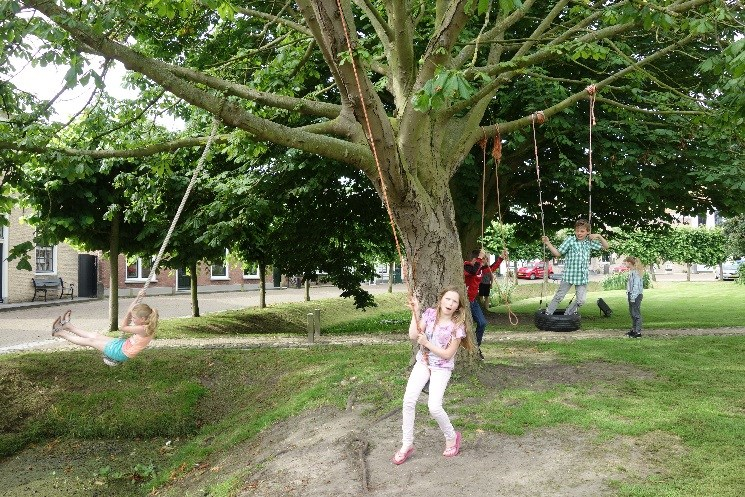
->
<box><xmin>52</xmin><ymin>301</ymin><xmax>159</xmax><ymax>365</ymax></box>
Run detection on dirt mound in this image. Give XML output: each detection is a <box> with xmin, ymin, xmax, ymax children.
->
<box><xmin>159</xmin><ymin>401</ymin><xmax>682</xmax><ymax>497</ymax></box>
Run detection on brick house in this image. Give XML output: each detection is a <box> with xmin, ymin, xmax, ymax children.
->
<box><xmin>98</xmin><ymin>254</ymin><xmax>266</xmax><ymax>297</ymax></box>
<box><xmin>1</xmin><ymin>206</ymin><xmax>81</xmax><ymax>304</ymax></box>
<box><xmin>1</xmin><ymin>206</ymin><xmax>270</xmax><ymax>304</ymax></box>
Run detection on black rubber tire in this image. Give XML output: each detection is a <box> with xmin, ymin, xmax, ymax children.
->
<box><xmin>534</xmin><ymin>309</ymin><xmax>581</xmax><ymax>332</ymax></box>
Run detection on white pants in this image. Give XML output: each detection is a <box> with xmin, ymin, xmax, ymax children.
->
<box><xmin>401</xmin><ymin>360</ymin><xmax>455</xmax><ymax>447</ymax></box>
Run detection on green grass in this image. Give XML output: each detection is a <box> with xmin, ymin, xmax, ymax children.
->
<box><xmin>1</xmin><ymin>281</ymin><xmax>743</xmax><ymax>496</ymax></box>
<box><xmin>156</xmin><ymin>292</ymin><xmax>409</xmax><ymax>338</ymax></box>
<box><xmin>492</xmin><ymin>280</ymin><xmax>745</xmax><ymax>332</ymax></box>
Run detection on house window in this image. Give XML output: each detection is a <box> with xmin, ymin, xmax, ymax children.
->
<box><xmin>211</xmin><ymin>261</ymin><xmax>229</xmax><ymax>279</ymax></box>
<box><xmin>35</xmin><ymin>246</ymin><xmax>55</xmax><ymax>273</ymax></box>
<box><xmin>243</xmin><ymin>263</ymin><xmax>259</xmax><ymax>278</ymax></box>
<box><xmin>126</xmin><ymin>257</ymin><xmax>154</xmax><ymax>281</ymax></box>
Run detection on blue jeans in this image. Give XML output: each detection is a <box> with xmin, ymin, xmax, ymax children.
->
<box><xmin>470</xmin><ymin>300</ymin><xmax>487</xmax><ymax>346</ymax></box>
<box><xmin>628</xmin><ymin>293</ymin><xmax>643</xmax><ymax>333</ymax></box>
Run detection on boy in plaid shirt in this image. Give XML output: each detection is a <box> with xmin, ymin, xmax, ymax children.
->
<box><xmin>541</xmin><ymin>219</ymin><xmax>609</xmax><ymax>315</ymax></box>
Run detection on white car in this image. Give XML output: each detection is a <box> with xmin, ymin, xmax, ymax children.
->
<box><xmin>715</xmin><ymin>261</ymin><xmax>742</xmax><ymax>281</ymax></box>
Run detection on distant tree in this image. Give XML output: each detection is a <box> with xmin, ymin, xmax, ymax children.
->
<box><xmin>721</xmin><ymin>215</ymin><xmax>745</xmax><ymax>259</ymax></box>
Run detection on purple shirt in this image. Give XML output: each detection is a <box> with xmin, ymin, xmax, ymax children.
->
<box><xmin>415</xmin><ymin>308</ymin><xmax>466</xmax><ymax>370</ymax></box>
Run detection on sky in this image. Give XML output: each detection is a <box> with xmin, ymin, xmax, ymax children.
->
<box><xmin>8</xmin><ymin>55</ymin><xmax>183</xmax><ymax>129</ymax></box>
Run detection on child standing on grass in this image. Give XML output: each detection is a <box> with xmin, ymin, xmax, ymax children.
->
<box><xmin>624</xmin><ymin>256</ymin><xmax>645</xmax><ymax>338</ymax></box>
<box><xmin>392</xmin><ymin>285</ymin><xmax>472</xmax><ymax>465</ymax></box>
<box><xmin>52</xmin><ymin>301</ymin><xmax>159</xmax><ymax>365</ymax></box>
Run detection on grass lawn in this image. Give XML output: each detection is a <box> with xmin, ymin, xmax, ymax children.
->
<box><xmin>491</xmin><ymin>280</ymin><xmax>745</xmax><ymax>332</ymax></box>
<box><xmin>0</xmin><ymin>280</ymin><xmax>743</xmax><ymax>496</ymax></box>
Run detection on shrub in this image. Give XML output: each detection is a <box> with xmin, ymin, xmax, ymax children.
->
<box><xmin>602</xmin><ymin>271</ymin><xmax>651</xmax><ymax>291</ymax></box>
<box><xmin>491</xmin><ymin>280</ymin><xmax>516</xmax><ymax>305</ymax></box>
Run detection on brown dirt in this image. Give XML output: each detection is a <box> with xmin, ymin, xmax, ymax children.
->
<box><xmin>153</xmin><ymin>350</ymin><xmax>684</xmax><ymax>497</ymax></box>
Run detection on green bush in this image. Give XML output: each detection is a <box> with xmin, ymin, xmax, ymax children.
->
<box><xmin>491</xmin><ymin>280</ymin><xmax>516</xmax><ymax>305</ymax></box>
<box><xmin>601</xmin><ymin>271</ymin><xmax>651</xmax><ymax>291</ymax></box>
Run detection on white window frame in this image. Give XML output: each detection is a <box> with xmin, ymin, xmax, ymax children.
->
<box><xmin>125</xmin><ymin>257</ymin><xmax>157</xmax><ymax>282</ymax></box>
<box><xmin>35</xmin><ymin>245</ymin><xmax>56</xmax><ymax>274</ymax></box>
<box><xmin>243</xmin><ymin>262</ymin><xmax>260</xmax><ymax>279</ymax></box>
<box><xmin>211</xmin><ymin>251</ymin><xmax>230</xmax><ymax>280</ymax></box>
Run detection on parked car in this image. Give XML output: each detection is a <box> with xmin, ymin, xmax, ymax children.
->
<box><xmin>611</xmin><ymin>264</ymin><xmax>629</xmax><ymax>274</ymax></box>
<box><xmin>517</xmin><ymin>261</ymin><xmax>553</xmax><ymax>280</ymax></box>
<box><xmin>715</xmin><ymin>261</ymin><xmax>742</xmax><ymax>281</ymax></box>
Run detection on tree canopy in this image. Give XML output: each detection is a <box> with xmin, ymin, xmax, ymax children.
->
<box><xmin>1</xmin><ymin>1</ymin><xmax>743</xmax><ymax>317</ymax></box>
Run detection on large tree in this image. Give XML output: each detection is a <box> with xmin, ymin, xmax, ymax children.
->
<box><xmin>1</xmin><ymin>1</ymin><xmax>743</xmax><ymax>311</ymax></box>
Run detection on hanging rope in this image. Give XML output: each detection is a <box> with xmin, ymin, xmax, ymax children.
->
<box><xmin>490</xmin><ymin>127</ymin><xmax>518</xmax><ymax>325</ymax></box>
<box><xmin>586</xmin><ymin>85</ymin><xmax>597</xmax><ymax>230</ymax></box>
<box><xmin>131</xmin><ymin>112</ymin><xmax>222</xmax><ymax>312</ymax></box>
<box><xmin>480</xmin><ymin>133</ymin><xmax>488</xmax><ymax>244</ymax></box>
<box><xmin>531</xmin><ymin>111</ymin><xmax>552</xmax><ymax>309</ymax></box>
<box><xmin>331</xmin><ymin>0</ymin><xmax>423</xmax><ymax>349</ymax></box>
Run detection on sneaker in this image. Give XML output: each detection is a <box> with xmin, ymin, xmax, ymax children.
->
<box><xmin>627</xmin><ymin>331</ymin><xmax>642</xmax><ymax>338</ymax></box>
<box><xmin>478</xmin><ymin>347</ymin><xmax>484</xmax><ymax>360</ymax></box>
<box><xmin>422</xmin><ymin>380</ymin><xmax>430</xmax><ymax>394</ymax></box>
<box><xmin>625</xmin><ymin>330</ymin><xmax>635</xmax><ymax>337</ymax></box>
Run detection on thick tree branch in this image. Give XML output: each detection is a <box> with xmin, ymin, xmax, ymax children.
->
<box><xmin>22</xmin><ymin>0</ymin><xmax>373</xmax><ymax>170</ymax></box>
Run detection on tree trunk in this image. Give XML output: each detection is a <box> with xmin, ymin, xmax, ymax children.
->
<box><xmin>304</xmin><ymin>278</ymin><xmax>310</xmax><ymax>301</ymax></box>
<box><xmin>258</xmin><ymin>262</ymin><xmax>267</xmax><ymax>309</ymax></box>
<box><xmin>648</xmin><ymin>263</ymin><xmax>657</xmax><ymax>282</ymax></box>
<box><xmin>108</xmin><ymin>211</ymin><xmax>120</xmax><ymax>332</ymax></box>
<box><xmin>387</xmin><ymin>261</ymin><xmax>394</xmax><ymax>293</ymax></box>
<box><xmin>686</xmin><ymin>263</ymin><xmax>691</xmax><ymax>281</ymax></box>
<box><xmin>393</xmin><ymin>194</ymin><xmax>480</xmax><ymax>368</ymax></box>
<box><xmin>190</xmin><ymin>260</ymin><xmax>200</xmax><ymax>317</ymax></box>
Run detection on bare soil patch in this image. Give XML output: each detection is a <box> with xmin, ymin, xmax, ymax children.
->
<box><xmin>155</xmin><ymin>354</ymin><xmax>677</xmax><ymax>497</ymax></box>
<box><xmin>161</xmin><ymin>404</ymin><xmax>682</xmax><ymax>497</ymax></box>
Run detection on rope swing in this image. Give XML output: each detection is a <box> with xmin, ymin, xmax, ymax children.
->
<box><xmin>131</xmin><ymin>113</ymin><xmax>222</xmax><ymax>309</ymax></box>
<box><xmin>481</xmin><ymin>129</ymin><xmax>518</xmax><ymax>325</ymax></box>
<box><xmin>586</xmin><ymin>85</ymin><xmax>597</xmax><ymax>230</ymax></box>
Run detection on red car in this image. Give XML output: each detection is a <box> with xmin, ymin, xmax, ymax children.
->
<box><xmin>612</xmin><ymin>264</ymin><xmax>629</xmax><ymax>273</ymax></box>
<box><xmin>517</xmin><ymin>261</ymin><xmax>553</xmax><ymax>280</ymax></box>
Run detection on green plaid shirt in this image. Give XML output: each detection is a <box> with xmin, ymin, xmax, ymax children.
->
<box><xmin>557</xmin><ymin>236</ymin><xmax>602</xmax><ymax>285</ymax></box>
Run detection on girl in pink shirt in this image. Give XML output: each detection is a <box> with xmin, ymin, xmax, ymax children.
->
<box><xmin>52</xmin><ymin>301</ymin><xmax>159</xmax><ymax>366</ymax></box>
<box><xmin>392</xmin><ymin>285</ymin><xmax>473</xmax><ymax>465</ymax></box>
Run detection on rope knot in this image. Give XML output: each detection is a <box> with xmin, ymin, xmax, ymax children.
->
<box><xmin>532</xmin><ymin>111</ymin><xmax>546</xmax><ymax>125</ymax></box>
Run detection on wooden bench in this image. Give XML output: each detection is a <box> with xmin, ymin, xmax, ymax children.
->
<box><xmin>31</xmin><ymin>276</ymin><xmax>75</xmax><ymax>302</ymax></box>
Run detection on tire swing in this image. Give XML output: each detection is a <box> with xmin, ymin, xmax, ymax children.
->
<box><xmin>534</xmin><ymin>307</ymin><xmax>581</xmax><ymax>332</ymax></box>
<box><xmin>531</xmin><ymin>86</ymin><xmax>598</xmax><ymax>332</ymax></box>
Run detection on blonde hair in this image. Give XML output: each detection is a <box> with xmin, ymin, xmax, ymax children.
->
<box><xmin>623</xmin><ymin>256</ymin><xmax>645</xmax><ymax>275</ymax></box>
<box><xmin>132</xmin><ymin>303</ymin><xmax>159</xmax><ymax>336</ymax></box>
<box><xmin>435</xmin><ymin>285</ymin><xmax>474</xmax><ymax>351</ymax></box>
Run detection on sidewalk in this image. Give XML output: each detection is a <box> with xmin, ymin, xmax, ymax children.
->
<box><xmin>0</xmin><ymin>284</ymin><xmax>407</xmax><ymax>354</ymax></box>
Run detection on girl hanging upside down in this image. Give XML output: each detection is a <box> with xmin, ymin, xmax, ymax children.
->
<box><xmin>52</xmin><ymin>301</ymin><xmax>159</xmax><ymax>366</ymax></box>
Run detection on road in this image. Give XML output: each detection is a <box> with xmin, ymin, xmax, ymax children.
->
<box><xmin>0</xmin><ymin>284</ymin><xmax>407</xmax><ymax>354</ymax></box>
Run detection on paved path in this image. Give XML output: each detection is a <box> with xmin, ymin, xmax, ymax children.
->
<box><xmin>0</xmin><ymin>284</ymin><xmax>407</xmax><ymax>354</ymax></box>
<box><xmin>1</xmin><ymin>272</ymin><xmax>736</xmax><ymax>355</ymax></box>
